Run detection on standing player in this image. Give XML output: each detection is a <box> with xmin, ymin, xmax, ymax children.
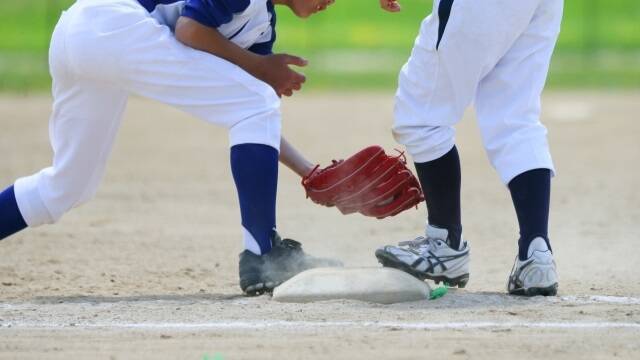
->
<box><xmin>0</xmin><ymin>0</ymin><xmax>341</xmax><ymax>296</ymax></box>
<box><xmin>375</xmin><ymin>0</ymin><xmax>562</xmax><ymax>296</ymax></box>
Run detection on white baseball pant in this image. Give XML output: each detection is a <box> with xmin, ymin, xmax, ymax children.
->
<box><xmin>14</xmin><ymin>0</ymin><xmax>281</xmax><ymax>226</ymax></box>
<box><xmin>393</xmin><ymin>0</ymin><xmax>563</xmax><ymax>184</ymax></box>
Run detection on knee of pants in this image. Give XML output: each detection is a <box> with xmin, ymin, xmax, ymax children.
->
<box><xmin>392</xmin><ymin>122</ymin><xmax>456</xmax><ymax>163</ymax></box>
<box><xmin>483</xmin><ymin>130</ymin><xmax>555</xmax><ymax>184</ymax></box>
<box><xmin>15</xmin><ymin>167</ymin><xmax>102</xmax><ymax>226</ymax></box>
<box><xmin>228</xmin><ymin>94</ymin><xmax>282</xmax><ymax>151</ymax></box>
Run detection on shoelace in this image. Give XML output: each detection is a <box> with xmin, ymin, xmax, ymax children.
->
<box><xmin>398</xmin><ymin>236</ymin><xmax>444</xmax><ymax>250</ymax></box>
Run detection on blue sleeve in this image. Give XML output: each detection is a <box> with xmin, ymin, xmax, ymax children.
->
<box><xmin>247</xmin><ymin>42</ymin><xmax>273</xmax><ymax>55</ymax></box>
<box><xmin>181</xmin><ymin>0</ymin><xmax>251</xmax><ymax>28</ymax></box>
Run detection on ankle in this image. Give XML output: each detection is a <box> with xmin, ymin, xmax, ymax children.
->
<box><xmin>426</xmin><ymin>223</ymin><xmax>463</xmax><ymax>250</ymax></box>
<box><xmin>518</xmin><ymin>235</ymin><xmax>551</xmax><ymax>260</ymax></box>
<box><xmin>0</xmin><ymin>185</ymin><xmax>28</xmax><ymax>240</ymax></box>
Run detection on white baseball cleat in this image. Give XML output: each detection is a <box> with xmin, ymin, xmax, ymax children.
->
<box><xmin>375</xmin><ymin>225</ymin><xmax>470</xmax><ymax>288</ymax></box>
<box><xmin>507</xmin><ymin>237</ymin><xmax>558</xmax><ymax>296</ymax></box>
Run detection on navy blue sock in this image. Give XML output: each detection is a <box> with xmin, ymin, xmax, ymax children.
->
<box><xmin>0</xmin><ymin>185</ymin><xmax>28</xmax><ymax>240</ymax></box>
<box><xmin>230</xmin><ymin>144</ymin><xmax>278</xmax><ymax>255</ymax></box>
<box><xmin>414</xmin><ymin>146</ymin><xmax>462</xmax><ymax>249</ymax></box>
<box><xmin>508</xmin><ymin>169</ymin><xmax>552</xmax><ymax>260</ymax></box>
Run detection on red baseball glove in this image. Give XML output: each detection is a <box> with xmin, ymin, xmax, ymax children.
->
<box><xmin>302</xmin><ymin>145</ymin><xmax>424</xmax><ymax>219</ymax></box>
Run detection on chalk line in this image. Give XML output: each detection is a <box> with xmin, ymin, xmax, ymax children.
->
<box><xmin>1</xmin><ymin>294</ymin><xmax>638</xmax><ymax>332</ymax></box>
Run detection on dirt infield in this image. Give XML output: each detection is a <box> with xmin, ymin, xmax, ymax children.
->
<box><xmin>1</xmin><ymin>92</ymin><xmax>639</xmax><ymax>359</ymax></box>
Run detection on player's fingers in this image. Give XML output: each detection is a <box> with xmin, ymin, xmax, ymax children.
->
<box><xmin>292</xmin><ymin>71</ymin><xmax>306</xmax><ymax>84</ymax></box>
<box><xmin>288</xmin><ymin>77</ymin><xmax>304</xmax><ymax>90</ymax></box>
<box><xmin>384</xmin><ymin>5</ymin><xmax>401</xmax><ymax>12</ymax></box>
<box><xmin>381</xmin><ymin>0</ymin><xmax>401</xmax><ymax>12</ymax></box>
<box><xmin>283</xmin><ymin>54</ymin><xmax>308</xmax><ymax>67</ymax></box>
<box><xmin>281</xmin><ymin>88</ymin><xmax>294</xmax><ymax>97</ymax></box>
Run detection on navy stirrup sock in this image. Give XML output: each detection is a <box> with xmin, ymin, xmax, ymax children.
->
<box><xmin>508</xmin><ymin>169</ymin><xmax>552</xmax><ymax>260</ymax></box>
<box><xmin>230</xmin><ymin>144</ymin><xmax>278</xmax><ymax>255</ymax></box>
<box><xmin>414</xmin><ymin>146</ymin><xmax>462</xmax><ymax>249</ymax></box>
<box><xmin>0</xmin><ymin>185</ymin><xmax>28</xmax><ymax>240</ymax></box>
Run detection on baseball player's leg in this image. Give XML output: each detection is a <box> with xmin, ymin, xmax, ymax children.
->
<box><xmin>0</xmin><ymin>186</ymin><xmax>27</xmax><ymax>240</ymax></box>
<box><xmin>53</xmin><ymin>0</ymin><xmax>281</xmax><ymax>256</ymax></box>
<box><xmin>124</xmin><ymin>42</ymin><xmax>343</xmax><ymax>293</ymax></box>
<box><xmin>413</xmin><ymin>147</ymin><xmax>462</xmax><ymax>249</ymax></box>
<box><xmin>121</xmin><ymin>35</ymin><xmax>343</xmax><ymax>293</ymax></box>
<box><xmin>2</xmin><ymin>6</ymin><xmax>129</xmax><ymax>239</ymax></box>
<box><xmin>64</xmin><ymin>0</ymin><xmax>339</xmax><ymax>294</ymax></box>
<box><xmin>380</xmin><ymin>0</ymin><xmax>544</xmax><ymax>285</ymax></box>
<box><xmin>392</xmin><ymin>0</ymin><xmax>465</xmax><ymax>251</ymax></box>
<box><xmin>508</xmin><ymin>169</ymin><xmax>552</xmax><ymax>259</ymax></box>
<box><xmin>474</xmin><ymin>0</ymin><xmax>563</xmax><ymax>295</ymax></box>
<box><xmin>230</xmin><ymin>144</ymin><xmax>279</xmax><ymax>255</ymax></box>
<box><xmin>13</xmin><ymin>83</ymin><xmax>128</xmax><ymax>229</ymax></box>
<box><xmin>114</xmin><ymin>11</ymin><xmax>282</xmax><ymax>257</ymax></box>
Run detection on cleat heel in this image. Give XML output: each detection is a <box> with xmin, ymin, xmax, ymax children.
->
<box><xmin>456</xmin><ymin>276</ymin><xmax>469</xmax><ymax>288</ymax></box>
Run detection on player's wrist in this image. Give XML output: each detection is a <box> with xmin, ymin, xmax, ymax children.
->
<box><xmin>300</xmin><ymin>162</ymin><xmax>316</xmax><ymax>177</ymax></box>
<box><xmin>244</xmin><ymin>54</ymin><xmax>269</xmax><ymax>82</ymax></box>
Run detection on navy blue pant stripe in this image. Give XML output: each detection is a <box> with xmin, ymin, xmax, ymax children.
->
<box><xmin>437</xmin><ymin>0</ymin><xmax>454</xmax><ymax>49</ymax></box>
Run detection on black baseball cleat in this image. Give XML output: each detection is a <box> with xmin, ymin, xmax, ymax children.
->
<box><xmin>239</xmin><ymin>231</ymin><xmax>343</xmax><ymax>296</ymax></box>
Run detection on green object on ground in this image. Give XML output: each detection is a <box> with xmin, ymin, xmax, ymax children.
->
<box><xmin>429</xmin><ymin>286</ymin><xmax>448</xmax><ymax>300</ymax></box>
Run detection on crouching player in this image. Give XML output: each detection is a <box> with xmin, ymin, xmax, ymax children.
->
<box><xmin>0</xmin><ymin>0</ymin><xmax>343</xmax><ymax>296</ymax></box>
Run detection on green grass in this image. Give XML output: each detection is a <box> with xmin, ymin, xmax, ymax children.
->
<box><xmin>1</xmin><ymin>0</ymin><xmax>639</xmax><ymax>92</ymax></box>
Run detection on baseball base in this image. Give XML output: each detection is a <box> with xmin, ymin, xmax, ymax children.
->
<box><xmin>272</xmin><ymin>267</ymin><xmax>431</xmax><ymax>304</ymax></box>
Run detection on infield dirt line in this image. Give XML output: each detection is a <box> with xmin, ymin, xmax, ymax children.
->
<box><xmin>1</xmin><ymin>294</ymin><xmax>639</xmax><ymax>308</ymax></box>
<box><xmin>1</xmin><ymin>321</ymin><xmax>640</xmax><ymax>331</ymax></box>
<box><xmin>1</xmin><ymin>294</ymin><xmax>638</xmax><ymax>332</ymax></box>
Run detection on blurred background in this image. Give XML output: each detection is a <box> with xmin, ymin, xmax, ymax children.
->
<box><xmin>0</xmin><ymin>0</ymin><xmax>638</xmax><ymax>92</ymax></box>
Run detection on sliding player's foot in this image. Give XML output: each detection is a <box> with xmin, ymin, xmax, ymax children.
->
<box><xmin>239</xmin><ymin>231</ymin><xmax>343</xmax><ymax>296</ymax></box>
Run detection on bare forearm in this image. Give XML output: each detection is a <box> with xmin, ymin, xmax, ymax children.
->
<box><xmin>175</xmin><ymin>17</ymin><xmax>312</xmax><ymax>176</ymax></box>
<box><xmin>175</xmin><ymin>17</ymin><xmax>306</xmax><ymax>97</ymax></box>
<box><xmin>280</xmin><ymin>137</ymin><xmax>315</xmax><ymax>178</ymax></box>
<box><xmin>175</xmin><ymin>17</ymin><xmax>261</xmax><ymax>76</ymax></box>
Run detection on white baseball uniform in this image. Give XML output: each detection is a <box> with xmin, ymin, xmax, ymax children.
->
<box><xmin>393</xmin><ymin>0</ymin><xmax>563</xmax><ymax>184</ymax></box>
<box><xmin>15</xmin><ymin>0</ymin><xmax>281</xmax><ymax>226</ymax></box>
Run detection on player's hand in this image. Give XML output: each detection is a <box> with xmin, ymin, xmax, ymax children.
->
<box><xmin>254</xmin><ymin>54</ymin><xmax>308</xmax><ymax>97</ymax></box>
<box><xmin>379</xmin><ymin>0</ymin><xmax>401</xmax><ymax>12</ymax></box>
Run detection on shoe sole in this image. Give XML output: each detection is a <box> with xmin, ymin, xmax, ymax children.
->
<box><xmin>375</xmin><ymin>249</ymin><xmax>469</xmax><ymax>288</ymax></box>
<box><xmin>509</xmin><ymin>283</ymin><xmax>558</xmax><ymax>297</ymax></box>
<box><xmin>242</xmin><ymin>264</ymin><xmax>341</xmax><ymax>297</ymax></box>
<box><xmin>243</xmin><ymin>280</ymin><xmax>283</xmax><ymax>297</ymax></box>
<box><xmin>241</xmin><ymin>269</ymin><xmax>293</xmax><ymax>296</ymax></box>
